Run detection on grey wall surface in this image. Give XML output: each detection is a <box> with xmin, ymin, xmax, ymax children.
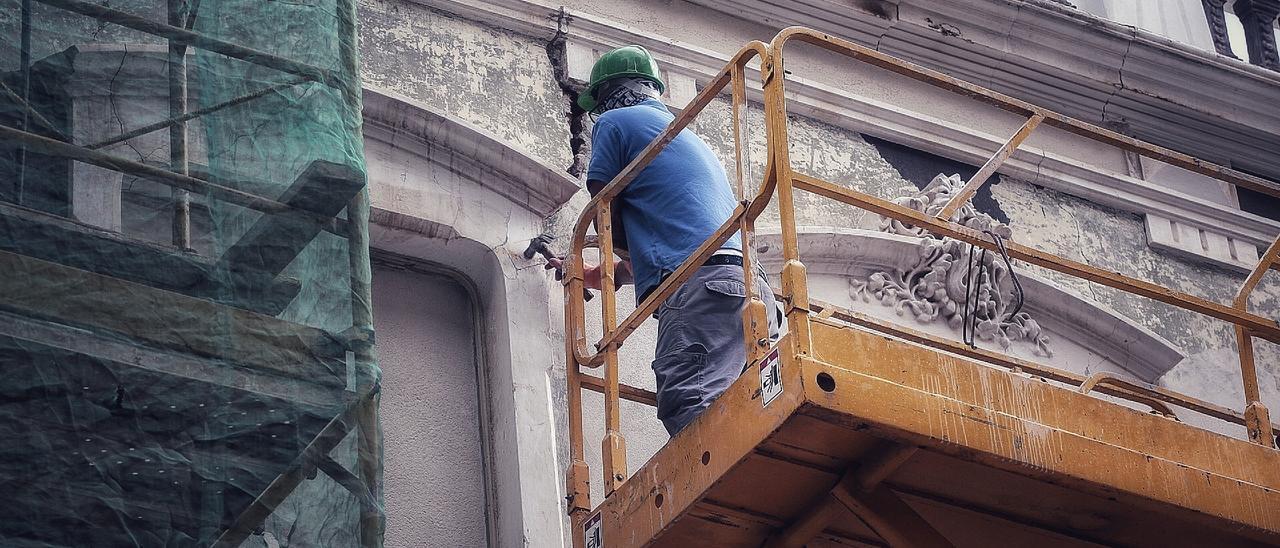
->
<box><xmin>353</xmin><ymin>1</ymin><xmax>1280</xmax><ymax>543</ymax></box>
<box><xmin>373</xmin><ymin>265</ymin><xmax>489</xmax><ymax>547</ymax></box>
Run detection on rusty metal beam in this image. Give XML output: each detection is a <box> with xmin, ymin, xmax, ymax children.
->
<box><xmin>938</xmin><ymin>113</ymin><xmax>1044</xmax><ymax>220</ymax></box>
<box><xmin>86</xmin><ymin>78</ymin><xmax>306</xmax><ymax>150</ymax></box>
<box><xmin>831</xmin><ymin>484</ymin><xmax>955</xmax><ymax>548</ymax></box>
<box><xmin>314</xmin><ymin>455</ymin><xmax>380</xmax><ymax>513</ymax></box>
<box><xmin>764</xmin><ymin>443</ymin><xmax>918</xmax><ymax>548</ymax></box>
<box><xmin>579</xmin><ymin>374</ymin><xmax>658</xmax><ymax>407</ymax></box>
<box><xmin>0</xmin><ymin>79</ymin><xmax>68</xmax><ymax>142</ymax></box>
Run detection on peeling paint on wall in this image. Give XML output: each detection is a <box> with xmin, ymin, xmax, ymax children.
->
<box><xmin>358</xmin><ymin>0</ymin><xmax>572</xmax><ymax>169</ymax></box>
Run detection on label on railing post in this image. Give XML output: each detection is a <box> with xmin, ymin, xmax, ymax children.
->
<box><xmin>759</xmin><ymin>347</ymin><xmax>783</xmax><ymax>407</ymax></box>
<box><xmin>583</xmin><ymin>511</ymin><xmax>603</xmax><ymax>548</ymax></box>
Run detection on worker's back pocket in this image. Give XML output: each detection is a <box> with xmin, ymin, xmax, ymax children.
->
<box><xmin>704</xmin><ymin>279</ymin><xmax>747</xmax><ymax>299</ymax></box>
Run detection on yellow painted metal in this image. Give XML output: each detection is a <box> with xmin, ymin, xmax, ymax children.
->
<box><xmin>561</xmin><ymin>25</ymin><xmax>1280</xmax><ymax>547</ymax></box>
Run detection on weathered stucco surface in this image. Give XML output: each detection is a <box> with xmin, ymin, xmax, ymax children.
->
<box><xmin>358</xmin><ymin>0</ymin><xmax>573</xmax><ymax>169</ymax></box>
<box><xmin>352</xmin><ymin>2</ymin><xmax>1280</xmax><ymax>544</ymax></box>
<box><xmin>991</xmin><ymin>177</ymin><xmax>1280</xmax><ymax>424</ymax></box>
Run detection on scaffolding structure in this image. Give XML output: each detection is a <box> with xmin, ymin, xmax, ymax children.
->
<box><xmin>1</xmin><ymin>0</ymin><xmax>381</xmax><ymax>546</ymax></box>
<box><xmin>564</xmin><ymin>27</ymin><xmax>1280</xmax><ymax>547</ymax></box>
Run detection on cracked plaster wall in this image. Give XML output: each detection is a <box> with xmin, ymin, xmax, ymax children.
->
<box><xmin>358</xmin><ymin>0</ymin><xmax>573</xmax><ymax>170</ymax></box>
<box><xmin>353</xmin><ymin>2</ymin><xmax>1280</xmax><ymax>541</ymax></box>
<box><xmin>991</xmin><ymin>177</ymin><xmax>1280</xmax><ymax>433</ymax></box>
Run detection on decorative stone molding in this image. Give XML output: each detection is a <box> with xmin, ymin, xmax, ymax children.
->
<box><xmin>754</xmin><ymin>228</ymin><xmax>1187</xmax><ymax>381</ymax></box>
<box><xmin>1201</xmin><ymin>0</ymin><xmax>1236</xmax><ymax>57</ymax></box>
<box><xmin>361</xmin><ymin>87</ymin><xmax>581</xmax><ymax>218</ymax></box>
<box><xmin>856</xmin><ymin>174</ymin><xmax>1052</xmax><ymax>356</ymax></box>
<box><xmin>1145</xmin><ymin>212</ymin><xmax>1260</xmax><ymax>273</ymax></box>
<box><xmin>1233</xmin><ymin>0</ymin><xmax>1280</xmax><ymax>69</ymax></box>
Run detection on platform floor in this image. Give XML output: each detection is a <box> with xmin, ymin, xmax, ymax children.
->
<box><xmin>587</xmin><ymin>318</ymin><xmax>1280</xmax><ymax>548</ymax></box>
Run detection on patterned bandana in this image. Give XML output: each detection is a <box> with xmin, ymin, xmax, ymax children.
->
<box><xmin>593</xmin><ymin>77</ymin><xmax>661</xmax><ymax>115</ymax></box>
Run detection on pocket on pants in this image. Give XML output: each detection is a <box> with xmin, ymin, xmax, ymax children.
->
<box><xmin>651</xmin><ymin>344</ymin><xmax>709</xmax><ymax>424</ymax></box>
<box><xmin>703</xmin><ymin>279</ymin><xmax>747</xmax><ymax>299</ymax></box>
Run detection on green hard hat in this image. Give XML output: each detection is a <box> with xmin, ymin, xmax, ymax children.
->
<box><xmin>578</xmin><ymin>45</ymin><xmax>665</xmax><ymax>112</ymax></box>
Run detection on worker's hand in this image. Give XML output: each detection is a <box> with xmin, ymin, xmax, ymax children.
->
<box><xmin>546</xmin><ymin>258</ymin><xmax>631</xmax><ymax>290</ymax></box>
<box><xmin>544</xmin><ymin>256</ymin><xmax>566</xmax><ymax>281</ymax></box>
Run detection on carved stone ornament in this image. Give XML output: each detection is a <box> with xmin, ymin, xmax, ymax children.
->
<box><xmin>851</xmin><ymin>174</ymin><xmax>1052</xmax><ymax>357</ymax></box>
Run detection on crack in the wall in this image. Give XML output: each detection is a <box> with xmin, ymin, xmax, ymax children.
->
<box><xmin>545</xmin><ymin>10</ymin><xmax>587</xmax><ymax>180</ymax></box>
<box><xmin>1100</xmin><ymin>26</ymin><xmax>1135</xmax><ymax>125</ymax></box>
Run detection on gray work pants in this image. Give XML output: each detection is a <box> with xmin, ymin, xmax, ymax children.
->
<box><xmin>652</xmin><ymin>264</ymin><xmax>783</xmax><ymax>436</ymax></box>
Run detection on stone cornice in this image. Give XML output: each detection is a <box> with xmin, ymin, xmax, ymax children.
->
<box><xmin>411</xmin><ymin>0</ymin><xmax>1280</xmax><ymax>248</ymax></box>
<box><xmin>361</xmin><ymin>87</ymin><xmax>581</xmax><ymax>218</ymax></box>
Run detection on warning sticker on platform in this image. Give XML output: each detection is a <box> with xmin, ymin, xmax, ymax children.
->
<box><xmin>583</xmin><ymin>511</ymin><xmax>602</xmax><ymax>548</ymax></box>
<box><xmin>759</xmin><ymin>347</ymin><xmax>782</xmax><ymax>407</ymax></box>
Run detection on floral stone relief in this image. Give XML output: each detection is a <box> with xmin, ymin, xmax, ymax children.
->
<box><xmin>850</xmin><ymin>173</ymin><xmax>1053</xmax><ymax>357</ymax></box>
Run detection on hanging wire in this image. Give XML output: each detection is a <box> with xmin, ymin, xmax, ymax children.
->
<box><xmin>964</xmin><ymin>230</ymin><xmax>1026</xmax><ymax>349</ymax></box>
<box><xmin>962</xmin><ymin>240</ymin><xmax>987</xmax><ymax>348</ymax></box>
<box><xmin>984</xmin><ymin>229</ymin><xmax>1025</xmax><ymax>322</ymax></box>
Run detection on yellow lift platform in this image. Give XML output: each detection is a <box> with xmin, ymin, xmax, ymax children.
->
<box><xmin>562</xmin><ymin>28</ymin><xmax>1280</xmax><ymax>548</ymax></box>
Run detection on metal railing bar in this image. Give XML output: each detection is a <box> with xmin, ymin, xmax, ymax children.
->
<box><xmin>1077</xmin><ymin>373</ymin><xmax>1177</xmax><ymax>418</ymax></box>
<box><xmin>792</xmin><ymin>172</ymin><xmax>1280</xmax><ymax>342</ymax></box>
<box><xmin>576</xmin><ymin>204</ymin><xmax>747</xmax><ymax>367</ymax></box>
<box><xmin>1236</xmin><ymin>237</ymin><xmax>1280</xmax><ymax>309</ymax></box>
<box><xmin>937</xmin><ymin>113</ymin><xmax>1044</xmax><ymax>220</ymax></box>
<box><xmin>770</xmin><ymin>27</ymin><xmax>1280</xmax><ymax>200</ymax></box>
<box><xmin>579</xmin><ymin>374</ymin><xmax>658</xmax><ymax>407</ymax></box>
<box><xmin>567</xmin><ymin>41</ymin><xmax>770</xmax><ymax>367</ymax></box>
<box><xmin>805</xmin><ymin>297</ymin><xmax>1257</xmax><ymax>428</ymax></box>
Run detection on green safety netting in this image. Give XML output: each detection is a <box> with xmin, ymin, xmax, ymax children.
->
<box><xmin>0</xmin><ymin>0</ymin><xmax>381</xmax><ymax>546</ymax></box>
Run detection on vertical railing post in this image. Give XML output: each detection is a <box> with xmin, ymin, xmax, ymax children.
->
<box><xmin>563</xmin><ymin>251</ymin><xmax>591</xmax><ymax>545</ymax></box>
<box><xmin>167</xmin><ymin>0</ymin><xmax>192</xmax><ymax>251</ymax></box>
<box><xmin>732</xmin><ymin>64</ymin><xmax>768</xmax><ymax>363</ymax></box>
<box><xmin>1234</xmin><ymin>236</ymin><xmax>1280</xmax><ymax>447</ymax></box>
<box><xmin>596</xmin><ymin>201</ymin><xmax>628</xmax><ymax>495</ymax></box>
<box><xmin>761</xmin><ymin>41</ymin><xmax>811</xmax><ymax>357</ymax></box>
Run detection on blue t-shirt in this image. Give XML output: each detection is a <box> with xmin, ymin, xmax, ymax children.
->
<box><xmin>587</xmin><ymin>98</ymin><xmax>742</xmax><ymax>302</ymax></box>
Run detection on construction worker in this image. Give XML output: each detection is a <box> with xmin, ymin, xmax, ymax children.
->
<box><xmin>561</xmin><ymin>45</ymin><xmax>783</xmax><ymax>436</ymax></box>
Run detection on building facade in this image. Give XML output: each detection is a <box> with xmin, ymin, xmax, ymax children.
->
<box><xmin>3</xmin><ymin>0</ymin><xmax>1279</xmax><ymax>545</ymax></box>
<box><xmin>352</xmin><ymin>0</ymin><xmax>1280</xmax><ymax>546</ymax></box>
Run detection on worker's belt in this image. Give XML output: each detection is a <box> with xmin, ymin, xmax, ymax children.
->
<box><xmin>639</xmin><ymin>252</ymin><xmax>744</xmax><ymax>305</ymax></box>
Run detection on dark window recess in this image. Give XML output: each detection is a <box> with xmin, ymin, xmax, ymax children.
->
<box><xmin>0</xmin><ymin>51</ymin><xmax>74</xmax><ymax>217</ymax></box>
<box><xmin>864</xmin><ymin>135</ymin><xmax>1010</xmax><ymax>225</ymax></box>
<box><xmin>1237</xmin><ymin>188</ymin><xmax>1280</xmax><ymax>224</ymax></box>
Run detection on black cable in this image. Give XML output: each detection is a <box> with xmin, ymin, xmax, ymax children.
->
<box><xmin>984</xmin><ymin>229</ymin><xmax>1025</xmax><ymax>322</ymax></box>
<box><xmin>963</xmin><ymin>241</ymin><xmax>987</xmax><ymax>348</ymax></box>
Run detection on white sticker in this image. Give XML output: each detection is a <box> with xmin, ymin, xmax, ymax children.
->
<box><xmin>583</xmin><ymin>511</ymin><xmax>602</xmax><ymax>548</ymax></box>
<box><xmin>759</xmin><ymin>347</ymin><xmax>783</xmax><ymax>407</ymax></box>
